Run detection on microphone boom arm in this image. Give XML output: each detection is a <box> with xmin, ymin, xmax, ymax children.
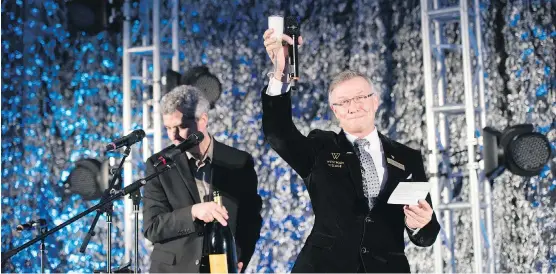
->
<box><xmin>1</xmin><ymin>163</ymin><xmax>175</xmax><ymax>266</ymax></box>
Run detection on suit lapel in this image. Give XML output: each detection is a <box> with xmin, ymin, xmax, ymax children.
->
<box><xmin>377</xmin><ymin>133</ymin><xmax>404</xmax><ymax>203</ymax></box>
<box><xmin>336</xmin><ymin>131</ymin><xmax>366</xmax><ymax>200</ymax></box>
<box><xmin>174</xmin><ymin>152</ymin><xmax>201</xmax><ymax>204</ymax></box>
<box><xmin>336</xmin><ymin>130</ymin><xmax>409</xmax><ymax>207</ymax></box>
<box><xmin>208</xmin><ymin>140</ymin><xmax>228</xmax><ymax>194</ymax></box>
<box><xmin>209</xmin><ymin>141</ymin><xmax>239</xmax><ymax>209</ymax></box>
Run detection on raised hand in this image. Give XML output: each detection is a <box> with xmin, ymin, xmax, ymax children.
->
<box><xmin>263</xmin><ymin>28</ymin><xmax>303</xmax><ymax>81</ymax></box>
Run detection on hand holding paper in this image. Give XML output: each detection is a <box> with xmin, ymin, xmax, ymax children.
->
<box><xmin>387</xmin><ymin>181</ymin><xmax>433</xmax><ymax>229</ymax></box>
<box><xmin>387</xmin><ymin>181</ymin><xmax>430</xmax><ymax>205</ymax></box>
<box><xmin>404</xmin><ymin>200</ymin><xmax>433</xmax><ymax>229</ymax></box>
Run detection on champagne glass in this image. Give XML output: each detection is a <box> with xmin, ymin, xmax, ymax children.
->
<box><xmin>268</xmin><ymin>15</ymin><xmax>283</xmax><ymax>45</ymax></box>
<box><xmin>268</xmin><ymin>15</ymin><xmax>283</xmax><ymax>75</ymax></box>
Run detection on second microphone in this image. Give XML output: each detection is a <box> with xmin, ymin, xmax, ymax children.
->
<box><xmin>154</xmin><ymin>132</ymin><xmax>204</xmax><ymax>167</ymax></box>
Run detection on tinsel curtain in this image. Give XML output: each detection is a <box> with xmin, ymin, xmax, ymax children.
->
<box><xmin>1</xmin><ymin>0</ymin><xmax>554</xmax><ymax>272</ymax></box>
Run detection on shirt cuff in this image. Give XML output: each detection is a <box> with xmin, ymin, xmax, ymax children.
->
<box><xmin>266</xmin><ymin>77</ymin><xmax>291</xmax><ymax>96</ymax></box>
<box><xmin>405</xmin><ymin>217</ymin><xmax>422</xmax><ymax>236</ymax></box>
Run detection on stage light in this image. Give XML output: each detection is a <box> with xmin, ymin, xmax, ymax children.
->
<box><xmin>66</xmin><ymin>0</ymin><xmax>123</xmax><ymax>35</ymax></box>
<box><xmin>181</xmin><ymin>66</ymin><xmax>222</xmax><ymax>109</ymax></box>
<box><xmin>164</xmin><ymin>69</ymin><xmax>182</xmax><ymax>94</ymax></box>
<box><xmin>551</xmin><ymin>157</ymin><xmax>556</xmax><ymax>177</ymax></box>
<box><xmin>162</xmin><ymin>66</ymin><xmax>223</xmax><ymax>109</ymax></box>
<box><xmin>64</xmin><ymin>159</ymin><xmax>114</xmax><ymax>200</ymax></box>
<box><xmin>483</xmin><ymin>124</ymin><xmax>551</xmax><ymax>179</ymax></box>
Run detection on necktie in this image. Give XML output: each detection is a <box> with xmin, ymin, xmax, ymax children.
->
<box><xmin>354</xmin><ymin>138</ymin><xmax>380</xmax><ymax>209</ymax></box>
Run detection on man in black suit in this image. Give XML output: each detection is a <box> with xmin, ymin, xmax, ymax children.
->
<box><xmin>142</xmin><ymin>85</ymin><xmax>262</xmax><ymax>273</ymax></box>
<box><xmin>261</xmin><ymin>29</ymin><xmax>440</xmax><ymax>272</ymax></box>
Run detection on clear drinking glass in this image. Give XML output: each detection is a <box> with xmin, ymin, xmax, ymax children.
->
<box><xmin>268</xmin><ymin>15</ymin><xmax>283</xmax><ymax>44</ymax></box>
<box><xmin>268</xmin><ymin>15</ymin><xmax>284</xmax><ymax>76</ymax></box>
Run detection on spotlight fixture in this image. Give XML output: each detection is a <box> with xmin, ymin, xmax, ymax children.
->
<box><xmin>64</xmin><ymin>159</ymin><xmax>114</xmax><ymax>200</ymax></box>
<box><xmin>551</xmin><ymin>157</ymin><xmax>556</xmax><ymax>178</ymax></box>
<box><xmin>181</xmin><ymin>66</ymin><xmax>222</xmax><ymax>109</ymax></box>
<box><xmin>66</xmin><ymin>0</ymin><xmax>123</xmax><ymax>35</ymax></box>
<box><xmin>483</xmin><ymin>124</ymin><xmax>551</xmax><ymax>179</ymax></box>
<box><xmin>162</xmin><ymin>66</ymin><xmax>222</xmax><ymax>109</ymax></box>
<box><xmin>164</xmin><ymin>69</ymin><xmax>182</xmax><ymax>94</ymax></box>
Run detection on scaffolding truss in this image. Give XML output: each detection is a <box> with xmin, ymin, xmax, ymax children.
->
<box><xmin>122</xmin><ymin>0</ymin><xmax>179</xmax><ymax>264</ymax></box>
<box><xmin>420</xmin><ymin>0</ymin><xmax>495</xmax><ymax>272</ymax></box>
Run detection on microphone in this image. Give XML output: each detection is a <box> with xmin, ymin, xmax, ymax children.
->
<box><xmin>121</xmin><ymin>133</ymin><xmax>203</xmax><ymax>195</ymax></box>
<box><xmin>285</xmin><ymin>16</ymin><xmax>300</xmax><ymax>89</ymax></box>
<box><xmin>152</xmin><ymin>144</ymin><xmax>176</xmax><ymax>167</ymax></box>
<box><xmin>154</xmin><ymin>132</ymin><xmax>204</xmax><ymax>167</ymax></box>
<box><xmin>16</xmin><ymin>219</ymin><xmax>47</xmax><ymax>232</ymax></box>
<box><xmin>106</xmin><ymin>129</ymin><xmax>146</xmax><ymax>151</ymax></box>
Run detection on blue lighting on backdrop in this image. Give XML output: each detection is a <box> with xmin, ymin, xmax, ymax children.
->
<box><xmin>1</xmin><ymin>0</ymin><xmax>555</xmax><ymax>273</ymax></box>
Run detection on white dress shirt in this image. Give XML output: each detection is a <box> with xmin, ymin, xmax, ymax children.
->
<box><xmin>266</xmin><ymin>77</ymin><xmax>290</xmax><ymax>96</ymax></box>
<box><xmin>344</xmin><ymin>129</ymin><xmax>388</xmax><ymax>191</ymax></box>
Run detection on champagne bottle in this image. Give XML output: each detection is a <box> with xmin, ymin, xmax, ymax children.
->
<box><xmin>206</xmin><ymin>191</ymin><xmax>239</xmax><ymax>273</ymax></box>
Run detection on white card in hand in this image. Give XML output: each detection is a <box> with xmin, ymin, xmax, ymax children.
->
<box><xmin>387</xmin><ymin>182</ymin><xmax>430</xmax><ymax>205</ymax></box>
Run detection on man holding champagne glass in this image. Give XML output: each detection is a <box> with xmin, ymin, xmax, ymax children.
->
<box><xmin>261</xmin><ymin>19</ymin><xmax>440</xmax><ymax>272</ymax></box>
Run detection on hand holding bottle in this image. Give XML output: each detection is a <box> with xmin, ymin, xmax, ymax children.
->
<box><xmin>191</xmin><ymin>202</ymin><xmax>229</xmax><ymax>226</ymax></box>
<box><xmin>206</xmin><ymin>191</ymin><xmax>239</xmax><ymax>273</ymax></box>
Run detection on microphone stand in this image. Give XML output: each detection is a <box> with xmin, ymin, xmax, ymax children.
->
<box><xmin>130</xmin><ymin>190</ymin><xmax>141</xmax><ymax>274</ymax></box>
<box><xmin>38</xmin><ymin>225</ymin><xmax>47</xmax><ymax>274</ymax></box>
<box><xmin>1</xmin><ymin>163</ymin><xmax>175</xmax><ymax>270</ymax></box>
<box><xmin>80</xmin><ymin>146</ymin><xmax>131</xmax><ymax>273</ymax></box>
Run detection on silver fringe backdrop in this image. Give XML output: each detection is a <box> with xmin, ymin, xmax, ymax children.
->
<box><xmin>1</xmin><ymin>0</ymin><xmax>554</xmax><ymax>273</ymax></box>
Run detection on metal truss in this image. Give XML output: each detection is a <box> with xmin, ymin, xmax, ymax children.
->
<box><xmin>122</xmin><ymin>0</ymin><xmax>179</xmax><ymax>264</ymax></box>
<box><xmin>420</xmin><ymin>0</ymin><xmax>495</xmax><ymax>272</ymax></box>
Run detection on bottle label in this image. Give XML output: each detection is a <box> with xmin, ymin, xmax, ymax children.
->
<box><xmin>209</xmin><ymin>254</ymin><xmax>228</xmax><ymax>273</ymax></box>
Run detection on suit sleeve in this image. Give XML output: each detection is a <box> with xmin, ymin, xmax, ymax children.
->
<box><xmin>406</xmin><ymin>150</ymin><xmax>441</xmax><ymax>247</ymax></box>
<box><xmin>234</xmin><ymin>155</ymin><xmax>262</xmax><ymax>270</ymax></box>
<box><xmin>262</xmin><ymin>87</ymin><xmax>321</xmax><ymax>179</ymax></box>
<box><xmin>142</xmin><ymin>159</ymin><xmax>201</xmax><ymax>243</ymax></box>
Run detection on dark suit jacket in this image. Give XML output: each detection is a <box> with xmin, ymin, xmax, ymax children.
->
<box><xmin>142</xmin><ymin>140</ymin><xmax>262</xmax><ymax>273</ymax></box>
<box><xmin>262</xmin><ymin>91</ymin><xmax>440</xmax><ymax>273</ymax></box>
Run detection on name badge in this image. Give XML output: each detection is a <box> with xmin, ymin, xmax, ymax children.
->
<box><xmin>387</xmin><ymin>158</ymin><xmax>405</xmax><ymax>171</ymax></box>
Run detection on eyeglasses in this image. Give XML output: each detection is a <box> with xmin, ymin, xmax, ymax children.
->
<box><xmin>331</xmin><ymin>93</ymin><xmax>374</xmax><ymax>108</ymax></box>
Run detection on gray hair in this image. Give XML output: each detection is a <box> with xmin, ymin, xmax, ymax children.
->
<box><xmin>160</xmin><ymin>85</ymin><xmax>210</xmax><ymax>119</ymax></box>
<box><xmin>328</xmin><ymin>70</ymin><xmax>379</xmax><ymax>98</ymax></box>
